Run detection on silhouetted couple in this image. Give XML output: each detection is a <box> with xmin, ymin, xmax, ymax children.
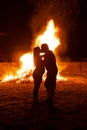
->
<box><xmin>33</xmin><ymin>43</ymin><xmax>58</xmax><ymax>105</ymax></box>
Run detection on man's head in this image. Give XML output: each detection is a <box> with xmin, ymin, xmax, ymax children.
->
<box><xmin>41</xmin><ymin>43</ymin><xmax>49</xmax><ymax>53</ymax></box>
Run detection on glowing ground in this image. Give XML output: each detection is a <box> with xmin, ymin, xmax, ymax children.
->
<box><xmin>0</xmin><ymin>74</ymin><xmax>87</xmax><ymax>129</ymax></box>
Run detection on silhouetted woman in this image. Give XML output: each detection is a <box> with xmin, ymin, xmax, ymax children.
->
<box><xmin>33</xmin><ymin>47</ymin><xmax>45</xmax><ymax>104</ymax></box>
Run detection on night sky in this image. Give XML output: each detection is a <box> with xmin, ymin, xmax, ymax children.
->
<box><xmin>0</xmin><ymin>0</ymin><xmax>87</xmax><ymax>61</ymax></box>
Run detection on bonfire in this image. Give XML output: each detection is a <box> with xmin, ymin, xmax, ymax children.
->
<box><xmin>1</xmin><ymin>19</ymin><xmax>66</xmax><ymax>83</ymax></box>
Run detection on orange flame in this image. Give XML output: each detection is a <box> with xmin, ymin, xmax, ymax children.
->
<box><xmin>2</xmin><ymin>53</ymin><xmax>34</xmax><ymax>82</ymax></box>
<box><xmin>35</xmin><ymin>19</ymin><xmax>60</xmax><ymax>51</ymax></box>
<box><xmin>1</xmin><ymin>19</ymin><xmax>67</xmax><ymax>83</ymax></box>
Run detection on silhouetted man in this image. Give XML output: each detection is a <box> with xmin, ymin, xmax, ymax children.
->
<box><xmin>41</xmin><ymin>43</ymin><xmax>58</xmax><ymax>104</ymax></box>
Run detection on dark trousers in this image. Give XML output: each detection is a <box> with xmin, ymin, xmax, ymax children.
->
<box><xmin>45</xmin><ymin>75</ymin><xmax>56</xmax><ymax>100</ymax></box>
<box><xmin>33</xmin><ymin>76</ymin><xmax>42</xmax><ymax>101</ymax></box>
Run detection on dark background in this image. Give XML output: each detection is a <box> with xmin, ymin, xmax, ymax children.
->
<box><xmin>0</xmin><ymin>0</ymin><xmax>87</xmax><ymax>61</ymax></box>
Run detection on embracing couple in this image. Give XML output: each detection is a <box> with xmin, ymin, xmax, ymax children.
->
<box><xmin>33</xmin><ymin>43</ymin><xmax>58</xmax><ymax>105</ymax></box>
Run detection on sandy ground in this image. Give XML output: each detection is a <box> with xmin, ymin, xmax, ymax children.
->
<box><xmin>0</xmin><ymin>74</ymin><xmax>87</xmax><ymax>130</ymax></box>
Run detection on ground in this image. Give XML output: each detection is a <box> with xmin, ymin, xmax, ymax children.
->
<box><xmin>0</xmin><ymin>74</ymin><xmax>87</xmax><ymax>130</ymax></box>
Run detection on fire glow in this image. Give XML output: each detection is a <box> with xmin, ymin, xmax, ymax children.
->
<box><xmin>35</xmin><ymin>20</ymin><xmax>60</xmax><ymax>51</ymax></box>
<box><xmin>1</xmin><ymin>19</ymin><xmax>67</xmax><ymax>83</ymax></box>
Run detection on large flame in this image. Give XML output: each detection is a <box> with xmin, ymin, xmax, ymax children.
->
<box><xmin>35</xmin><ymin>19</ymin><xmax>60</xmax><ymax>51</ymax></box>
<box><xmin>2</xmin><ymin>53</ymin><xmax>34</xmax><ymax>82</ymax></box>
<box><xmin>1</xmin><ymin>19</ymin><xmax>66</xmax><ymax>83</ymax></box>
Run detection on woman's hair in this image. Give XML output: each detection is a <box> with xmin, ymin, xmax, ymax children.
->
<box><xmin>33</xmin><ymin>47</ymin><xmax>41</xmax><ymax>66</ymax></box>
<box><xmin>34</xmin><ymin>47</ymin><xmax>41</xmax><ymax>56</ymax></box>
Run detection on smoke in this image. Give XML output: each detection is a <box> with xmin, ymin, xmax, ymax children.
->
<box><xmin>29</xmin><ymin>0</ymin><xmax>80</xmax><ymax>61</ymax></box>
<box><xmin>0</xmin><ymin>33</ymin><xmax>7</xmax><ymax>36</ymax></box>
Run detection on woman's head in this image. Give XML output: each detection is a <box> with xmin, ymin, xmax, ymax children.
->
<box><xmin>34</xmin><ymin>47</ymin><xmax>41</xmax><ymax>55</ymax></box>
